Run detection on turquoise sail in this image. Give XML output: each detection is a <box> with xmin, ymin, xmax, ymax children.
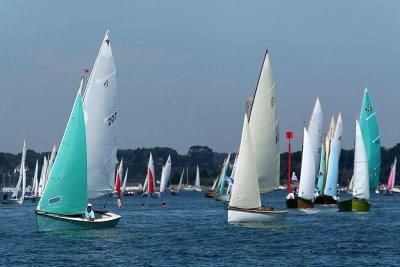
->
<box><xmin>37</xmin><ymin>92</ymin><xmax>87</xmax><ymax>215</ymax></box>
<box><xmin>324</xmin><ymin>139</ymin><xmax>339</xmax><ymax>197</ymax></box>
<box><xmin>317</xmin><ymin>144</ymin><xmax>325</xmax><ymax>195</ymax></box>
<box><xmin>359</xmin><ymin>89</ymin><xmax>380</xmax><ymax>190</ymax></box>
<box><xmin>219</xmin><ymin>165</ymin><xmax>228</xmax><ymax>194</ymax></box>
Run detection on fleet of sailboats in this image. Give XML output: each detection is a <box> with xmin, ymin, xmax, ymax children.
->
<box><xmin>1</xmin><ymin>31</ymin><xmax>398</xmax><ymax>231</ymax></box>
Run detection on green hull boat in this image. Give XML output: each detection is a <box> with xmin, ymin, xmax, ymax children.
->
<box><xmin>338</xmin><ymin>198</ymin><xmax>371</xmax><ymax>212</ymax></box>
<box><xmin>35</xmin><ymin>211</ymin><xmax>121</xmax><ymax>232</ymax></box>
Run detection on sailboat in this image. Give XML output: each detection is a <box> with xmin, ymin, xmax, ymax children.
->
<box><xmin>215</xmin><ymin>155</ymin><xmax>237</xmax><ymax>202</ymax></box>
<box><xmin>142</xmin><ymin>153</ymin><xmax>160</xmax><ymax>197</ymax></box>
<box><xmin>338</xmin><ymin>120</ymin><xmax>371</xmax><ymax>212</ymax></box>
<box><xmin>228</xmin><ymin>51</ymin><xmax>287</xmax><ymax>223</ymax></box>
<box><xmin>114</xmin><ymin>158</ymin><xmax>123</xmax><ymax>196</ymax></box>
<box><xmin>159</xmin><ymin>155</ymin><xmax>172</xmax><ymax>194</ymax></box>
<box><xmin>194</xmin><ymin>165</ymin><xmax>201</xmax><ymax>191</ymax></box>
<box><xmin>38</xmin><ymin>156</ymin><xmax>48</xmax><ymax>197</ymax></box>
<box><xmin>171</xmin><ymin>169</ymin><xmax>185</xmax><ymax>195</ymax></box>
<box><xmin>121</xmin><ymin>168</ymin><xmax>129</xmax><ymax>195</ymax></box>
<box><xmin>384</xmin><ymin>157</ymin><xmax>397</xmax><ymax>195</ymax></box>
<box><xmin>286</xmin><ymin>128</ymin><xmax>316</xmax><ymax>208</ymax></box>
<box><xmin>359</xmin><ymin>88</ymin><xmax>380</xmax><ymax>192</ymax></box>
<box><xmin>1</xmin><ymin>141</ymin><xmax>26</xmax><ymax>205</ymax></box>
<box><xmin>35</xmin><ymin>87</ymin><xmax>120</xmax><ymax>231</ymax></box>
<box><xmin>315</xmin><ymin>113</ymin><xmax>343</xmax><ymax>204</ymax></box>
<box><xmin>205</xmin><ymin>155</ymin><xmax>229</xmax><ymax>198</ymax></box>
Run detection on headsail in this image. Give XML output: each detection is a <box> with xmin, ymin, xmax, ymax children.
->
<box><xmin>307</xmin><ymin>98</ymin><xmax>323</xmax><ymax>177</ymax></box>
<box><xmin>37</xmin><ymin>90</ymin><xmax>87</xmax><ymax>215</ymax></box>
<box><xmin>352</xmin><ymin>120</ymin><xmax>370</xmax><ymax>200</ymax></box>
<box><xmin>229</xmin><ymin>114</ymin><xmax>261</xmax><ymax>209</ymax></box>
<box><xmin>298</xmin><ymin>128</ymin><xmax>315</xmax><ymax>201</ymax></box>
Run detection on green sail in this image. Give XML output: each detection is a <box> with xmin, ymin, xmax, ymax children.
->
<box><xmin>37</xmin><ymin>92</ymin><xmax>87</xmax><ymax>215</ymax></box>
<box><xmin>317</xmin><ymin>144</ymin><xmax>325</xmax><ymax>195</ymax></box>
<box><xmin>359</xmin><ymin>89</ymin><xmax>380</xmax><ymax>190</ymax></box>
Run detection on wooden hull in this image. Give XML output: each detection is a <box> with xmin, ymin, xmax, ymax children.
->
<box><xmin>35</xmin><ymin>210</ymin><xmax>121</xmax><ymax>231</ymax></box>
<box><xmin>215</xmin><ymin>194</ymin><xmax>230</xmax><ymax>202</ymax></box>
<box><xmin>314</xmin><ymin>195</ymin><xmax>337</xmax><ymax>205</ymax></box>
<box><xmin>205</xmin><ymin>191</ymin><xmax>219</xmax><ymax>198</ymax></box>
<box><xmin>1</xmin><ymin>198</ymin><xmax>23</xmax><ymax>205</ymax></box>
<box><xmin>338</xmin><ymin>198</ymin><xmax>371</xmax><ymax>212</ymax></box>
<box><xmin>286</xmin><ymin>197</ymin><xmax>314</xmax><ymax>209</ymax></box>
<box><xmin>228</xmin><ymin>207</ymin><xmax>287</xmax><ymax>223</ymax></box>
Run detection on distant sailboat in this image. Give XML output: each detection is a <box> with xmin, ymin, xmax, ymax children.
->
<box><xmin>205</xmin><ymin>155</ymin><xmax>229</xmax><ymax>198</ymax></box>
<box><xmin>35</xmin><ymin>87</ymin><xmax>121</xmax><ymax>231</ymax></box>
<box><xmin>228</xmin><ymin>51</ymin><xmax>287</xmax><ymax>223</ymax></box>
<box><xmin>115</xmin><ymin>159</ymin><xmax>123</xmax><ymax>196</ymax></box>
<box><xmin>384</xmin><ymin>157</ymin><xmax>397</xmax><ymax>195</ymax></box>
<box><xmin>338</xmin><ymin>120</ymin><xmax>371</xmax><ymax>212</ymax></box>
<box><xmin>160</xmin><ymin>155</ymin><xmax>172</xmax><ymax>194</ymax></box>
<box><xmin>171</xmin><ymin>169</ymin><xmax>185</xmax><ymax>195</ymax></box>
<box><xmin>194</xmin><ymin>165</ymin><xmax>201</xmax><ymax>191</ymax></box>
<box><xmin>215</xmin><ymin>155</ymin><xmax>237</xmax><ymax>202</ymax></box>
<box><xmin>121</xmin><ymin>168</ymin><xmax>128</xmax><ymax>196</ymax></box>
<box><xmin>359</xmin><ymin>88</ymin><xmax>381</xmax><ymax>191</ymax></box>
<box><xmin>1</xmin><ymin>141</ymin><xmax>26</xmax><ymax>205</ymax></box>
<box><xmin>286</xmin><ymin>128</ymin><xmax>316</xmax><ymax>209</ymax></box>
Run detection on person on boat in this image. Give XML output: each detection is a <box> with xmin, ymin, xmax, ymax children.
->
<box><xmin>161</xmin><ymin>202</ymin><xmax>167</xmax><ymax>208</ymax></box>
<box><xmin>85</xmin><ymin>203</ymin><xmax>95</xmax><ymax>221</ymax></box>
<box><xmin>2</xmin><ymin>193</ymin><xmax>8</xmax><ymax>200</ymax></box>
<box><xmin>117</xmin><ymin>196</ymin><xmax>122</xmax><ymax>208</ymax></box>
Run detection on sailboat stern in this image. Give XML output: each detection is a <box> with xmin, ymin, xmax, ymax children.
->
<box><xmin>227</xmin><ymin>207</ymin><xmax>287</xmax><ymax>223</ymax></box>
<box><xmin>286</xmin><ymin>197</ymin><xmax>314</xmax><ymax>209</ymax></box>
<box><xmin>35</xmin><ymin>210</ymin><xmax>121</xmax><ymax>231</ymax></box>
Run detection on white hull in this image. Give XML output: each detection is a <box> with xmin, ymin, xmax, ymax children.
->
<box><xmin>228</xmin><ymin>208</ymin><xmax>287</xmax><ymax>223</ymax></box>
<box><xmin>1</xmin><ymin>199</ymin><xmax>23</xmax><ymax>205</ymax></box>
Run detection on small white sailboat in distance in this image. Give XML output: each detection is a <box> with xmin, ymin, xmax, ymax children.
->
<box><xmin>194</xmin><ymin>165</ymin><xmax>201</xmax><ymax>191</ymax></box>
<box><xmin>171</xmin><ymin>169</ymin><xmax>185</xmax><ymax>195</ymax></box>
<box><xmin>2</xmin><ymin>141</ymin><xmax>27</xmax><ymax>205</ymax></box>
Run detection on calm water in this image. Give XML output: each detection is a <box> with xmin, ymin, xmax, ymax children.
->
<box><xmin>0</xmin><ymin>190</ymin><xmax>399</xmax><ymax>266</ymax></box>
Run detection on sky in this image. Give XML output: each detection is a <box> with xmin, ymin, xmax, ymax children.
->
<box><xmin>1</xmin><ymin>0</ymin><xmax>400</xmax><ymax>155</ymax></box>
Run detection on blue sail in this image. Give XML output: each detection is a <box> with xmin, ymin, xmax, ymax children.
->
<box><xmin>317</xmin><ymin>144</ymin><xmax>325</xmax><ymax>195</ymax></box>
<box><xmin>324</xmin><ymin>139</ymin><xmax>339</xmax><ymax>197</ymax></box>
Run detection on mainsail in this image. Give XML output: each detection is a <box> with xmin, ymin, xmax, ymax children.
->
<box><xmin>359</xmin><ymin>88</ymin><xmax>381</xmax><ymax>190</ymax></box>
<box><xmin>248</xmin><ymin>51</ymin><xmax>280</xmax><ymax>193</ymax></box>
<box><xmin>83</xmin><ymin>31</ymin><xmax>119</xmax><ymax>199</ymax></box>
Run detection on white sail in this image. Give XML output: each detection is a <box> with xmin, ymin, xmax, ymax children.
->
<box><xmin>32</xmin><ymin>160</ymin><xmax>39</xmax><ymax>196</ymax></box>
<box><xmin>195</xmin><ymin>165</ymin><xmax>200</xmax><ymax>188</ymax></box>
<box><xmin>20</xmin><ymin>161</ymin><xmax>26</xmax><ymax>201</ymax></box>
<box><xmin>248</xmin><ymin>51</ymin><xmax>280</xmax><ymax>193</ymax></box>
<box><xmin>47</xmin><ymin>145</ymin><xmax>57</xmax><ymax>177</ymax></box>
<box><xmin>230</xmin><ymin>114</ymin><xmax>261</xmax><ymax>209</ymax></box>
<box><xmin>298</xmin><ymin>128</ymin><xmax>316</xmax><ymax>201</ymax></box>
<box><xmin>12</xmin><ymin>141</ymin><xmax>26</xmax><ymax>198</ymax></box>
<box><xmin>177</xmin><ymin>169</ymin><xmax>184</xmax><ymax>193</ymax></box>
<box><xmin>307</xmin><ymin>98</ymin><xmax>323</xmax><ymax>176</ymax></box>
<box><xmin>333</xmin><ymin>113</ymin><xmax>343</xmax><ymax>155</ymax></box>
<box><xmin>143</xmin><ymin>174</ymin><xmax>149</xmax><ymax>193</ymax></box>
<box><xmin>211</xmin><ymin>177</ymin><xmax>218</xmax><ymax>191</ymax></box>
<box><xmin>227</xmin><ymin>155</ymin><xmax>238</xmax><ymax>194</ymax></box>
<box><xmin>160</xmin><ymin>155</ymin><xmax>171</xmax><ymax>193</ymax></box>
<box><xmin>352</xmin><ymin>120</ymin><xmax>370</xmax><ymax>200</ymax></box>
<box><xmin>83</xmin><ymin>31</ymin><xmax>119</xmax><ymax>199</ymax></box>
<box><xmin>121</xmin><ymin>168</ymin><xmax>128</xmax><ymax>195</ymax></box>
<box><xmin>38</xmin><ymin>156</ymin><xmax>48</xmax><ymax>196</ymax></box>
<box><xmin>393</xmin><ymin>157</ymin><xmax>397</xmax><ymax>190</ymax></box>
